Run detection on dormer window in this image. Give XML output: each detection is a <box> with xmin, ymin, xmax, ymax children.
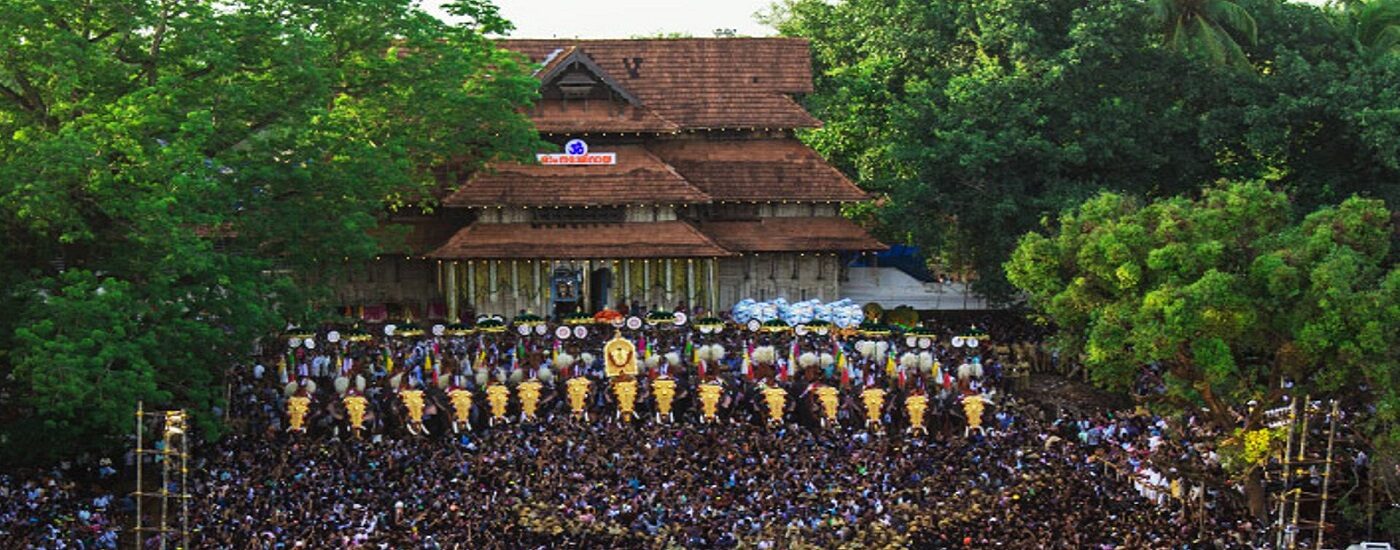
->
<box><xmin>556</xmin><ymin>70</ymin><xmax>598</xmax><ymax>98</ymax></box>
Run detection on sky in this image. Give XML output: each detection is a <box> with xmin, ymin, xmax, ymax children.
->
<box><xmin>428</xmin><ymin>0</ymin><xmax>1331</xmax><ymax>39</ymax></box>
<box><xmin>428</xmin><ymin>0</ymin><xmax>781</xmax><ymax>39</ymax></box>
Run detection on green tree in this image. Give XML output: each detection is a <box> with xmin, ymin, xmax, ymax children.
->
<box><xmin>1332</xmin><ymin>0</ymin><xmax>1400</xmax><ymax>60</ymax></box>
<box><xmin>768</xmin><ymin>0</ymin><xmax>1397</xmax><ymax>302</ymax></box>
<box><xmin>1148</xmin><ymin>0</ymin><xmax>1259</xmax><ymax>68</ymax></box>
<box><xmin>1006</xmin><ymin>181</ymin><xmax>1399</xmax><ymax>517</ymax></box>
<box><xmin>0</xmin><ymin>0</ymin><xmax>540</xmax><ymax>463</ymax></box>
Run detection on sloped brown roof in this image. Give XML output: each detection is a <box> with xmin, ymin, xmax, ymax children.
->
<box><xmin>650</xmin><ymin>139</ymin><xmax>870</xmax><ymax>202</ymax></box>
<box><xmin>697</xmin><ymin>217</ymin><xmax>887</xmax><ymax>253</ymax></box>
<box><xmin>531</xmin><ymin>99</ymin><xmax>680</xmax><ymax>134</ymax></box>
<box><xmin>445</xmin><ymin>145</ymin><xmax>710</xmax><ymax>207</ymax></box>
<box><xmin>428</xmin><ymin>221</ymin><xmax>732</xmax><ymax>259</ymax></box>
<box><xmin>502</xmin><ymin>38</ymin><xmax>820</xmax><ymax>130</ymax></box>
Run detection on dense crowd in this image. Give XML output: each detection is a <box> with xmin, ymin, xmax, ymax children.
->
<box><xmin>3</xmin><ymin>315</ymin><xmax>1277</xmax><ymax>549</ymax></box>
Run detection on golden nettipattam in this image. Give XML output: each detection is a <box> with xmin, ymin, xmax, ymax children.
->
<box><xmin>448</xmin><ymin>388</ymin><xmax>473</xmax><ymax>432</ymax></box>
<box><xmin>762</xmin><ymin>385</ymin><xmax>787</xmax><ymax>425</ymax></box>
<box><xmin>860</xmin><ymin>387</ymin><xmax>886</xmax><ymax>431</ymax></box>
<box><xmin>287</xmin><ymin>396</ymin><xmax>310</xmax><ymax>432</ymax></box>
<box><xmin>400</xmin><ymin>389</ymin><xmax>427</xmax><ymax>435</ymax></box>
<box><xmin>486</xmin><ymin>384</ymin><xmax>510</xmax><ymax>426</ymax></box>
<box><xmin>815</xmin><ymin>385</ymin><xmax>840</xmax><ymax>427</ymax></box>
<box><xmin>518</xmin><ymin>379</ymin><xmax>543</xmax><ymax>421</ymax></box>
<box><xmin>963</xmin><ymin>394</ymin><xmax>986</xmax><ymax>436</ymax></box>
<box><xmin>698</xmin><ymin>381</ymin><xmax>723</xmax><ymax>423</ymax></box>
<box><xmin>603</xmin><ymin>331</ymin><xmax>638</xmax><ymax>378</ymax></box>
<box><xmin>566</xmin><ymin>376</ymin><xmax>592</xmax><ymax>419</ymax></box>
<box><xmin>905</xmin><ymin>393</ymin><xmax>929</xmax><ymax>436</ymax></box>
<box><xmin>343</xmin><ymin>394</ymin><xmax>368</xmax><ymax>434</ymax></box>
<box><xmin>653</xmin><ymin>377</ymin><xmax>677</xmax><ymax>422</ymax></box>
<box><xmin>613</xmin><ymin>378</ymin><xmax>639</xmax><ymax>421</ymax></box>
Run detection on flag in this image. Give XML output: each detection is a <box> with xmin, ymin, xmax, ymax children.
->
<box><xmin>685</xmin><ymin>337</ymin><xmax>695</xmax><ymax>367</ymax></box>
<box><xmin>698</xmin><ymin>359</ymin><xmax>707</xmax><ymax>379</ymax></box>
<box><xmin>885</xmin><ymin>349</ymin><xmax>896</xmax><ymax>379</ymax></box>
<box><xmin>384</xmin><ymin>348</ymin><xmax>394</xmax><ymax>374</ymax></box>
<box><xmin>839</xmin><ymin>359</ymin><xmax>850</xmax><ymax>387</ymax></box>
<box><xmin>777</xmin><ymin>359</ymin><xmax>788</xmax><ymax>382</ymax></box>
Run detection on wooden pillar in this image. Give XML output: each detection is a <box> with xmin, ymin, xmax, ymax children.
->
<box><xmin>643</xmin><ymin>260</ymin><xmax>651</xmax><ymax>309</ymax></box>
<box><xmin>467</xmin><ymin>261</ymin><xmax>476</xmax><ymax>313</ymax></box>
<box><xmin>446</xmin><ymin>261</ymin><xmax>459</xmax><ymax>322</ymax></box>
<box><xmin>665</xmin><ymin>259</ymin><xmax>675</xmax><ymax>307</ymax></box>
<box><xmin>686</xmin><ymin>258</ymin><xmax>695</xmax><ymax>312</ymax></box>
<box><xmin>533</xmin><ymin>260</ymin><xmax>543</xmax><ymax>315</ymax></box>
<box><xmin>622</xmin><ymin>260</ymin><xmax>631</xmax><ymax>305</ymax></box>
<box><xmin>511</xmin><ymin>260</ymin><xmax>520</xmax><ymax>302</ymax></box>
<box><xmin>707</xmin><ymin>258</ymin><xmax>718</xmax><ymax>312</ymax></box>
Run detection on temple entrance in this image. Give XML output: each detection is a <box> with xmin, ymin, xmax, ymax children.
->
<box><xmin>588</xmin><ymin>267</ymin><xmax>612</xmax><ymax>313</ymax></box>
<box><xmin>551</xmin><ymin>267</ymin><xmax>582</xmax><ymax>319</ymax></box>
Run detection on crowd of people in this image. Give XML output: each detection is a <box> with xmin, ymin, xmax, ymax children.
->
<box><xmin>3</xmin><ymin>313</ymin><xmax>1280</xmax><ymax>549</ymax></box>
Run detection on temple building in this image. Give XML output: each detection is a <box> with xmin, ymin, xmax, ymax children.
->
<box><xmin>337</xmin><ymin>38</ymin><xmax>885</xmax><ymax>321</ymax></box>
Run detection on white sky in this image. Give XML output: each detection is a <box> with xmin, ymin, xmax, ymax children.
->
<box><xmin>427</xmin><ymin>0</ymin><xmax>1330</xmax><ymax>39</ymax></box>
<box><xmin>428</xmin><ymin>0</ymin><xmax>780</xmax><ymax>39</ymax></box>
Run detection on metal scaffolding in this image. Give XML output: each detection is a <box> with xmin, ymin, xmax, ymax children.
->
<box><xmin>132</xmin><ymin>402</ymin><xmax>192</xmax><ymax>549</ymax></box>
<box><xmin>1269</xmin><ymin>398</ymin><xmax>1340</xmax><ymax>550</ymax></box>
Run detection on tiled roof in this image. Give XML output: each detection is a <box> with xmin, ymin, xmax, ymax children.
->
<box><xmin>530</xmin><ymin>99</ymin><xmax>680</xmax><ymax>134</ymax></box>
<box><xmin>650</xmin><ymin>139</ymin><xmax>870</xmax><ymax>202</ymax></box>
<box><xmin>444</xmin><ymin>145</ymin><xmax>710</xmax><ymax>207</ymax></box>
<box><xmin>697</xmin><ymin>217</ymin><xmax>887</xmax><ymax>253</ymax></box>
<box><xmin>501</xmin><ymin>38</ymin><xmax>820</xmax><ymax>130</ymax></box>
<box><xmin>428</xmin><ymin>221</ymin><xmax>732</xmax><ymax>259</ymax></box>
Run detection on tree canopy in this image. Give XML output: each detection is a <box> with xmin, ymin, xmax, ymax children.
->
<box><xmin>767</xmin><ymin>0</ymin><xmax>1400</xmax><ymax>301</ymax></box>
<box><xmin>0</xmin><ymin>0</ymin><xmax>540</xmax><ymax>463</ymax></box>
<box><xmin>1006</xmin><ymin>180</ymin><xmax>1399</xmax><ymax>514</ymax></box>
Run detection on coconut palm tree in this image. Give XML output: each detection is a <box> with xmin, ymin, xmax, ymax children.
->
<box><xmin>1332</xmin><ymin>0</ymin><xmax>1400</xmax><ymax>60</ymax></box>
<box><xmin>1148</xmin><ymin>0</ymin><xmax>1259</xmax><ymax>68</ymax></box>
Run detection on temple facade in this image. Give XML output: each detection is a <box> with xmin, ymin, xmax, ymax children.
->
<box><xmin>337</xmin><ymin>38</ymin><xmax>885</xmax><ymax>321</ymax></box>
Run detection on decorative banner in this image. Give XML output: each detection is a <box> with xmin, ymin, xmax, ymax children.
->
<box><xmin>289</xmin><ymin>337</ymin><xmax>302</xmax><ymax>349</ymax></box>
<box><xmin>625</xmin><ymin>316</ymin><xmax>643</xmax><ymax>330</ymax></box>
<box><xmin>537</xmin><ymin>139</ymin><xmax>617</xmax><ymax>165</ymax></box>
<box><xmin>698</xmin><ymin>382</ymin><xmax>723</xmax><ymax>423</ymax></box>
<box><xmin>432</xmin><ymin>324</ymin><xmax>446</xmax><ymax>336</ymax></box>
<box><xmin>535</xmin><ymin>324</ymin><xmax>548</xmax><ymax>336</ymax></box>
<box><xmin>746</xmin><ymin>319</ymin><xmax>761</xmax><ymax>332</ymax></box>
<box><xmin>555</xmin><ymin>326</ymin><xmax>572</xmax><ymax>340</ymax></box>
<box><xmin>327</xmin><ymin>331</ymin><xmax>341</xmax><ymax>343</ymax></box>
<box><xmin>573</xmin><ymin>326</ymin><xmax>588</xmax><ymax>339</ymax></box>
<box><xmin>303</xmin><ymin>339</ymin><xmax>316</xmax><ymax>350</ymax></box>
<box><xmin>384</xmin><ymin>324</ymin><xmax>398</xmax><ymax>337</ymax></box>
<box><xmin>951</xmin><ymin>336</ymin><xmax>965</xmax><ymax>348</ymax></box>
<box><xmin>517</xmin><ymin>325</ymin><xmax>532</xmax><ymax>336</ymax></box>
<box><xmin>672</xmin><ymin>312</ymin><xmax>688</xmax><ymax>326</ymax></box>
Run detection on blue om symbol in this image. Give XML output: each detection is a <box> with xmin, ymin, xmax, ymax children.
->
<box><xmin>564</xmin><ymin>139</ymin><xmax>588</xmax><ymax>155</ymax></box>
